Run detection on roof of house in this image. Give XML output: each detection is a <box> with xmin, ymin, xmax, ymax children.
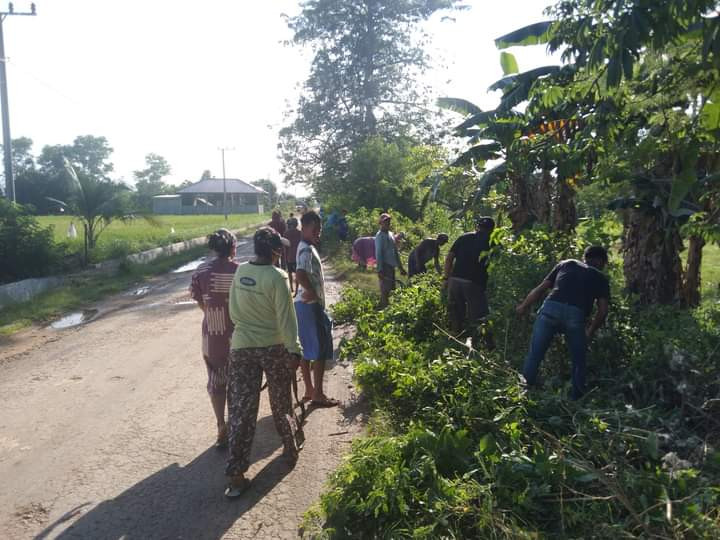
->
<box><xmin>176</xmin><ymin>178</ymin><xmax>266</xmax><ymax>195</ymax></box>
<box><xmin>152</xmin><ymin>194</ymin><xmax>181</xmax><ymax>199</ymax></box>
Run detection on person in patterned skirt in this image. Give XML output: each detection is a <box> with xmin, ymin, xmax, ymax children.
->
<box><xmin>225</xmin><ymin>226</ymin><xmax>304</xmax><ymax>498</ymax></box>
<box><xmin>190</xmin><ymin>229</ymin><xmax>239</xmax><ymax>449</ymax></box>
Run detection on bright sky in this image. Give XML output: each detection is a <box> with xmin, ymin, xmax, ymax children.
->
<box><xmin>4</xmin><ymin>0</ymin><xmax>558</xmax><ymax>196</ymax></box>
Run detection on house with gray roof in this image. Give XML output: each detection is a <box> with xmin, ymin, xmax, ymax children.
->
<box><xmin>152</xmin><ymin>178</ymin><xmax>266</xmax><ymax>215</ymax></box>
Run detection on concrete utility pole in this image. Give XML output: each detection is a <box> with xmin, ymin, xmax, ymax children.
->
<box><xmin>218</xmin><ymin>146</ymin><xmax>234</xmax><ymax>221</ymax></box>
<box><xmin>0</xmin><ymin>2</ymin><xmax>36</xmax><ymax>202</ymax></box>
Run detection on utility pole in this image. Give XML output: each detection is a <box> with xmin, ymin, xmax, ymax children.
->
<box><xmin>218</xmin><ymin>146</ymin><xmax>234</xmax><ymax>221</ymax></box>
<box><xmin>0</xmin><ymin>2</ymin><xmax>36</xmax><ymax>202</ymax></box>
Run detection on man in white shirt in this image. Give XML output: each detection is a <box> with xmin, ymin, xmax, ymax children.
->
<box><xmin>294</xmin><ymin>210</ymin><xmax>339</xmax><ymax>407</ymax></box>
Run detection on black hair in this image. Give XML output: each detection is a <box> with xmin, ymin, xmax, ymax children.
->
<box><xmin>253</xmin><ymin>226</ymin><xmax>283</xmax><ymax>260</ymax></box>
<box><xmin>584</xmin><ymin>245</ymin><xmax>608</xmax><ymax>263</ymax></box>
<box><xmin>301</xmin><ymin>210</ymin><xmax>321</xmax><ymax>228</ymax></box>
<box><xmin>208</xmin><ymin>228</ymin><xmax>236</xmax><ymax>258</ymax></box>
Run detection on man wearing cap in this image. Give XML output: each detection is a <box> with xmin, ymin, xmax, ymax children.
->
<box><xmin>294</xmin><ymin>210</ymin><xmax>340</xmax><ymax>407</ymax></box>
<box><xmin>408</xmin><ymin>233</ymin><xmax>450</xmax><ymax>278</ymax></box>
<box><xmin>375</xmin><ymin>213</ymin><xmax>407</xmax><ymax>308</ymax></box>
<box><xmin>443</xmin><ymin>217</ymin><xmax>496</xmax><ymax>347</ymax></box>
<box><xmin>225</xmin><ymin>226</ymin><xmax>302</xmax><ymax>497</ymax></box>
<box><xmin>516</xmin><ymin>246</ymin><xmax>610</xmax><ymax>400</ymax></box>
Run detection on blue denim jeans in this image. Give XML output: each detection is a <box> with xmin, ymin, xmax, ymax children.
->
<box><xmin>522</xmin><ymin>300</ymin><xmax>587</xmax><ymax>400</ymax></box>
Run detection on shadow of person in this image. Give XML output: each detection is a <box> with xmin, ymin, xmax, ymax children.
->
<box><xmin>41</xmin><ymin>414</ymin><xmax>289</xmax><ymax>540</ymax></box>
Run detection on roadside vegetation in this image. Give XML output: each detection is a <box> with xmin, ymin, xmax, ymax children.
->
<box><xmin>279</xmin><ymin>0</ymin><xmax>720</xmax><ymax>535</ymax></box>
<box><xmin>37</xmin><ymin>213</ymin><xmax>269</xmax><ymax>264</ymax></box>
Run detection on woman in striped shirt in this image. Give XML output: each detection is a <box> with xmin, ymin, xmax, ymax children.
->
<box><xmin>190</xmin><ymin>229</ymin><xmax>239</xmax><ymax>448</ymax></box>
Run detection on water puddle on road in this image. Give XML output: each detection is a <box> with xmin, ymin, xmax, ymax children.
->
<box><xmin>172</xmin><ymin>257</ymin><xmax>207</xmax><ymax>273</ymax></box>
<box><xmin>125</xmin><ymin>286</ymin><xmax>151</xmax><ymax>297</ymax></box>
<box><xmin>50</xmin><ymin>309</ymin><xmax>99</xmax><ymax>330</ymax></box>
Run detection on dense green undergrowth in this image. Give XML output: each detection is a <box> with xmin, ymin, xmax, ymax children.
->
<box><xmin>307</xmin><ymin>228</ymin><xmax>720</xmax><ymax>539</ymax></box>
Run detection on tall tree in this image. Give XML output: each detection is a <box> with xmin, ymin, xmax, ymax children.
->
<box><xmin>133</xmin><ymin>153</ymin><xmax>172</xmax><ymax>211</ymax></box>
<box><xmin>280</xmin><ymin>0</ymin><xmax>463</xmax><ymax>192</ymax></box>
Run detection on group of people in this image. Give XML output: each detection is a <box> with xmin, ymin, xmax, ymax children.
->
<box><xmin>354</xmin><ymin>213</ymin><xmax>611</xmax><ymax>401</ymax></box>
<box><xmin>190</xmin><ymin>208</ymin><xmax>611</xmax><ymax>496</ymax></box>
<box><xmin>190</xmin><ymin>210</ymin><xmax>338</xmax><ymax>498</ymax></box>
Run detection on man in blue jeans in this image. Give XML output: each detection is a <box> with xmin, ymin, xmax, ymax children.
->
<box><xmin>515</xmin><ymin>246</ymin><xmax>610</xmax><ymax>400</ymax></box>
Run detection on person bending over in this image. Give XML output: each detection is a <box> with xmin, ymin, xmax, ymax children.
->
<box><xmin>408</xmin><ymin>233</ymin><xmax>449</xmax><ymax>278</ymax></box>
<box><xmin>516</xmin><ymin>246</ymin><xmax>610</xmax><ymax>400</ymax></box>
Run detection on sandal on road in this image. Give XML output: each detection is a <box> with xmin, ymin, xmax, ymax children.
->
<box><xmin>224</xmin><ymin>477</ymin><xmax>251</xmax><ymax>499</ymax></box>
<box><xmin>311</xmin><ymin>397</ymin><xmax>341</xmax><ymax>408</ymax></box>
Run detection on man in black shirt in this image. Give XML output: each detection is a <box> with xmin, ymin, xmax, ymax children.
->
<box><xmin>443</xmin><ymin>217</ymin><xmax>495</xmax><ymax>347</ymax></box>
<box><xmin>516</xmin><ymin>246</ymin><xmax>611</xmax><ymax>400</ymax></box>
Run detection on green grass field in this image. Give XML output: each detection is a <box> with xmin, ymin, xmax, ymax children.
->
<box><xmin>37</xmin><ymin>213</ymin><xmax>269</xmax><ymax>263</ymax></box>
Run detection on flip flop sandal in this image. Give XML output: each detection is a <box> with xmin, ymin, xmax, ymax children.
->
<box><xmin>311</xmin><ymin>397</ymin><xmax>341</xmax><ymax>408</ymax></box>
<box><xmin>224</xmin><ymin>477</ymin><xmax>251</xmax><ymax>499</ymax></box>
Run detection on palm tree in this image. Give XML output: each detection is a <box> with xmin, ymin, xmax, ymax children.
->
<box><xmin>48</xmin><ymin>159</ymin><xmax>158</xmax><ymax>265</ymax></box>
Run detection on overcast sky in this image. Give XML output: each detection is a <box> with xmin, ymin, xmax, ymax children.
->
<box><xmin>3</xmin><ymin>0</ymin><xmax>558</xmax><ymax>195</ymax></box>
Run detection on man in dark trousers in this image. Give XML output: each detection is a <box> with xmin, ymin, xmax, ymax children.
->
<box><xmin>516</xmin><ymin>246</ymin><xmax>610</xmax><ymax>400</ymax></box>
<box><xmin>443</xmin><ymin>217</ymin><xmax>495</xmax><ymax>347</ymax></box>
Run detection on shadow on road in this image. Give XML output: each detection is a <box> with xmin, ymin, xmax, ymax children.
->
<box><xmin>39</xmin><ymin>414</ymin><xmax>290</xmax><ymax>540</ymax></box>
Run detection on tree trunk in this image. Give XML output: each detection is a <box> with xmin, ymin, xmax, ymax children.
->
<box><xmin>682</xmin><ymin>234</ymin><xmax>705</xmax><ymax>307</ymax></box>
<box><xmin>553</xmin><ymin>177</ymin><xmax>577</xmax><ymax>233</ymax></box>
<box><xmin>508</xmin><ymin>173</ymin><xmax>533</xmax><ymax>231</ymax></box>
<box><xmin>622</xmin><ymin>208</ymin><xmax>683</xmax><ymax>305</ymax></box>
<box><xmin>83</xmin><ymin>222</ymin><xmax>89</xmax><ymax>267</ymax></box>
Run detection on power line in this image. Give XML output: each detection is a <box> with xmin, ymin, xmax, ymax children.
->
<box><xmin>0</xmin><ymin>1</ymin><xmax>36</xmax><ymax>202</ymax></box>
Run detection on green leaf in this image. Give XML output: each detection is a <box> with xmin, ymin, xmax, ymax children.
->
<box><xmin>478</xmin><ymin>433</ymin><xmax>497</xmax><ymax>456</ymax></box>
<box><xmin>436</xmin><ymin>97</ymin><xmax>483</xmax><ymax>116</ymax></box>
<box><xmin>669</xmin><ymin>146</ymin><xmax>699</xmax><ymax>213</ymax></box>
<box><xmin>700</xmin><ymin>100</ymin><xmax>720</xmax><ymax>132</ymax></box>
<box><xmin>500</xmin><ymin>52</ymin><xmax>519</xmax><ymax>75</ymax></box>
<box><xmin>644</xmin><ymin>432</ymin><xmax>659</xmax><ymax>460</ymax></box>
<box><xmin>495</xmin><ymin>21</ymin><xmax>553</xmax><ymax>50</ymax></box>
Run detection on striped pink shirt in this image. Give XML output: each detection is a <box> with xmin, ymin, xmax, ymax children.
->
<box><xmin>190</xmin><ymin>257</ymin><xmax>239</xmax><ymax>368</ymax></box>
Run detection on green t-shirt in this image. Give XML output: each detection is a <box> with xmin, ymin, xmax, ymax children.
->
<box><xmin>228</xmin><ymin>262</ymin><xmax>302</xmax><ymax>355</ymax></box>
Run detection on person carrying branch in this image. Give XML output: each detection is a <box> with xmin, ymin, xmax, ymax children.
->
<box><xmin>515</xmin><ymin>246</ymin><xmax>610</xmax><ymax>400</ymax></box>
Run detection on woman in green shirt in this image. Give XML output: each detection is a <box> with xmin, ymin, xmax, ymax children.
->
<box><xmin>224</xmin><ymin>226</ymin><xmax>304</xmax><ymax>498</ymax></box>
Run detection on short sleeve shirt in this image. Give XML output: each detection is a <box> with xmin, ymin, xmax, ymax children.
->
<box><xmin>296</xmin><ymin>240</ymin><xmax>325</xmax><ymax>307</ymax></box>
<box><xmin>545</xmin><ymin>259</ymin><xmax>610</xmax><ymax>316</ymax></box>
<box><xmin>449</xmin><ymin>232</ymin><xmax>491</xmax><ymax>287</ymax></box>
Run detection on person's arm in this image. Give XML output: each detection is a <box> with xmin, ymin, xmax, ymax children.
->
<box><xmin>295</xmin><ymin>270</ymin><xmax>318</xmax><ymax>303</ymax></box>
<box><xmin>272</xmin><ymin>274</ymin><xmax>303</xmax><ymax>359</ymax></box>
<box><xmin>189</xmin><ymin>274</ymin><xmax>205</xmax><ymax>312</ymax></box>
<box><xmin>586</xmin><ymin>298</ymin><xmax>609</xmax><ymax>338</ymax></box>
<box><xmin>395</xmin><ymin>240</ymin><xmax>406</xmax><ymax>275</ymax></box>
<box><xmin>516</xmin><ymin>280</ymin><xmax>553</xmax><ymax>314</ymax></box>
<box><xmin>434</xmin><ymin>244</ymin><xmax>441</xmax><ymax>273</ymax></box>
<box><xmin>375</xmin><ymin>234</ymin><xmax>385</xmax><ymax>277</ymax></box>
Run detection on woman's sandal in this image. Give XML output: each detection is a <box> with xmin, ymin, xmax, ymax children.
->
<box><xmin>311</xmin><ymin>397</ymin><xmax>341</xmax><ymax>408</ymax></box>
<box><xmin>224</xmin><ymin>476</ymin><xmax>251</xmax><ymax>498</ymax></box>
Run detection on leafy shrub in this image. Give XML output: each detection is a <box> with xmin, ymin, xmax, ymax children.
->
<box><xmin>0</xmin><ymin>199</ymin><xmax>64</xmax><ymax>283</ymax></box>
<box><xmin>308</xmin><ymin>226</ymin><xmax>720</xmax><ymax>539</ymax></box>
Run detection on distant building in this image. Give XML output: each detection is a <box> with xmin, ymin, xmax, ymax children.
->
<box><xmin>152</xmin><ymin>178</ymin><xmax>266</xmax><ymax>215</ymax></box>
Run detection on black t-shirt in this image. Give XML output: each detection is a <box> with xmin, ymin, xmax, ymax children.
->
<box><xmin>545</xmin><ymin>259</ymin><xmax>610</xmax><ymax>316</ymax></box>
<box><xmin>449</xmin><ymin>232</ymin><xmax>491</xmax><ymax>287</ymax></box>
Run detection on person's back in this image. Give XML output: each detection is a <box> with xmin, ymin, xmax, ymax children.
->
<box><xmin>284</xmin><ymin>228</ymin><xmax>302</xmax><ymax>263</ymax></box>
<box><xmin>352</xmin><ymin>236</ymin><xmax>376</xmax><ymax>267</ymax></box>
<box><xmin>449</xmin><ymin>231</ymin><xmax>490</xmax><ymax>286</ymax></box>
<box><xmin>415</xmin><ymin>238</ymin><xmax>439</xmax><ymax>265</ymax></box>
<box><xmin>229</xmin><ymin>262</ymin><xmax>297</xmax><ymax>350</ymax></box>
<box><xmin>546</xmin><ymin>259</ymin><xmax>609</xmax><ymax>316</ymax></box>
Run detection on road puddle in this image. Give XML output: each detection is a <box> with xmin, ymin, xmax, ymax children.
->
<box><xmin>125</xmin><ymin>286</ymin><xmax>151</xmax><ymax>297</ymax></box>
<box><xmin>172</xmin><ymin>257</ymin><xmax>207</xmax><ymax>273</ymax></box>
<box><xmin>50</xmin><ymin>309</ymin><xmax>98</xmax><ymax>330</ymax></box>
